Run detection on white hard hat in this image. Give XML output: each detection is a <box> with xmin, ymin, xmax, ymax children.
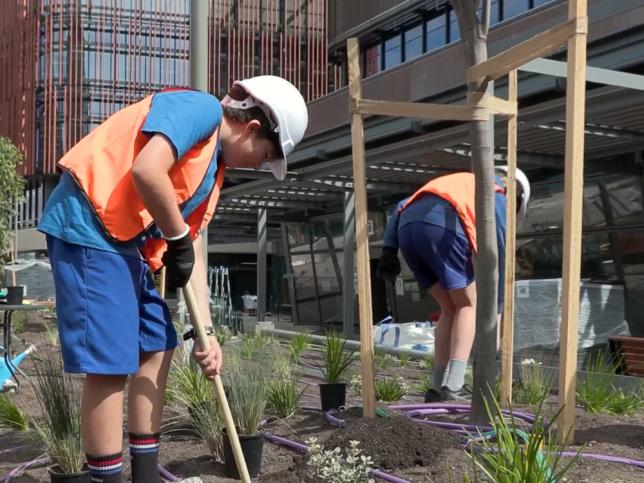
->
<box><xmin>221</xmin><ymin>75</ymin><xmax>308</xmax><ymax>181</ymax></box>
<box><xmin>495</xmin><ymin>166</ymin><xmax>531</xmax><ymax>225</ymax></box>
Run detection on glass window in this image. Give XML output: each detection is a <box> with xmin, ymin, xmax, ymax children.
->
<box><xmin>503</xmin><ymin>0</ymin><xmax>530</xmax><ymax>20</ymax></box>
<box><xmin>364</xmin><ymin>44</ymin><xmax>380</xmax><ymax>77</ymax></box>
<box><xmin>383</xmin><ymin>34</ymin><xmax>401</xmax><ymax>69</ymax></box>
<box><xmin>404</xmin><ymin>24</ymin><xmax>423</xmax><ymax>61</ymax></box>
<box><xmin>490</xmin><ymin>1</ymin><xmax>501</xmax><ymax>25</ymax></box>
<box><xmin>448</xmin><ymin>10</ymin><xmax>460</xmax><ymax>42</ymax></box>
<box><xmin>425</xmin><ymin>14</ymin><xmax>446</xmax><ymax>51</ymax></box>
<box><xmin>532</xmin><ymin>0</ymin><xmax>553</xmax><ymax>7</ymax></box>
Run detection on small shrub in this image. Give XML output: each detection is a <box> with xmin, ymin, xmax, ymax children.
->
<box><xmin>514</xmin><ymin>359</ymin><xmax>553</xmax><ymax>407</ymax></box>
<box><xmin>306</xmin><ymin>437</ymin><xmax>374</xmax><ymax>483</ymax></box>
<box><xmin>373</xmin><ymin>347</ymin><xmax>396</xmax><ymax>371</ymax></box>
<box><xmin>468</xmin><ymin>397</ymin><xmax>578</xmax><ymax>483</ymax></box>
<box><xmin>577</xmin><ymin>351</ymin><xmax>644</xmax><ymax>415</ymax></box>
<box><xmin>0</xmin><ymin>394</ymin><xmax>28</xmax><ymax>431</ymax></box>
<box><xmin>289</xmin><ymin>332</ymin><xmax>311</xmax><ymax>362</ymax></box>
<box><xmin>348</xmin><ymin>373</ymin><xmax>362</xmax><ymax>395</ymax></box>
<box><xmin>418</xmin><ymin>354</ymin><xmax>435</xmax><ymax>370</ymax></box>
<box><xmin>267</xmin><ymin>379</ymin><xmax>304</xmax><ymax>419</ymax></box>
<box><xmin>374</xmin><ymin>376</ymin><xmax>408</xmax><ymax>402</ymax></box>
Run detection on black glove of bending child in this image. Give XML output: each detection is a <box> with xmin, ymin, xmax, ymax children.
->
<box><xmin>377</xmin><ymin>247</ymin><xmax>401</xmax><ymax>282</ymax></box>
<box><xmin>161</xmin><ymin>228</ymin><xmax>195</xmax><ymax>288</ymax></box>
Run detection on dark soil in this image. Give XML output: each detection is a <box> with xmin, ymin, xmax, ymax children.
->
<box><xmin>324</xmin><ymin>407</ymin><xmax>462</xmax><ymax>470</ymax></box>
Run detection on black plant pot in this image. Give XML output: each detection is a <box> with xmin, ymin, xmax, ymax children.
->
<box><xmin>222</xmin><ymin>427</ymin><xmax>264</xmax><ymax>479</ymax></box>
<box><xmin>319</xmin><ymin>382</ymin><xmax>347</xmax><ymax>411</ymax></box>
<box><xmin>6</xmin><ymin>286</ymin><xmax>23</xmax><ymax>305</ymax></box>
<box><xmin>48</xmin><ymin>466</ymin><xmax>91</xmax><ymax>483</ymax></box>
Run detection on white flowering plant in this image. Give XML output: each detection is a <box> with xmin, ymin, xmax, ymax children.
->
<box><xmin>306</xmin><ymin>438</ymin><xmax>375</xmax><ymax>483</ymax></box>
<box><xmin>515</xmin><ymin>358</ymin><xmax>553</xmax><ymax>407</ymax></box>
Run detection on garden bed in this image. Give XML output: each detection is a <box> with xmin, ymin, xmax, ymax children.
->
<box><xmin>1</xmin><ymin>314</ymin><xmax>644</xmax><ymax>482</ymax></box>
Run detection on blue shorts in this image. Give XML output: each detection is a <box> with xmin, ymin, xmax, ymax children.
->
<box><xmin>46</xmin><ymin>235</ymin><xmax>177</xmax><ymax>375</ymax></box>
<box><xmin>398</xmin><ymin>221</ymin><xmax>474</xmax><ymax>291</ymax></box>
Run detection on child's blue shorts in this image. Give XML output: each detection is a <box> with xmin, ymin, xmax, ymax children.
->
<box><xmin>46</xmin><ymin>235</ymin><xmax>177</xmax><ymax>375</ymax></box>
<box><xmin>398</xmin><ymin>221</ymin><xmax>474</xmax><ymax>291</ymax></box>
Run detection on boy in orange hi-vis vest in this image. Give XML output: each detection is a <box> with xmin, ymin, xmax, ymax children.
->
<box><xmin>37</xmin><ymin>77</ymin><xmax>308</xmax><ymax>483</ymax></box>
<box><xmin>378</xmin><ymin>168</ymin><xmax>530</xmax><ymax>403</ymax></box>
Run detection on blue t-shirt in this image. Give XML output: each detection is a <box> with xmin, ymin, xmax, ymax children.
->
<box><xmin>38</xmin><ymin>90</ymin><xmax>223</xmax><ymax>256</ymax></box>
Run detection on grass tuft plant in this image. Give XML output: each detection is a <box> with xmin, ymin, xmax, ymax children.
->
<box><xmin>374</xmin><ymin>376</ymin><xmax>408</xmax><ymax>402</ymax></box>
<box><xmin>167</xmin><ymin>352</ymin><xmax>212</xmax><ymax>411</ymax></box>
<box><xmin>415</xmin><ymin>373</ymin><xmax>433</xmax><ymax>394</ymax></box>
<box><xmin>468</xmin><ymin>397</ymin><xmax>578</xmax><ymax>483</ymax></box>
<box><xmin>577</xmin><ymin>351</ymin><xmax>644</xmax><ymax>415</ymax></box>
<box><xmin>289</xmin><ymin>332</ymin><xmax>311</xmax><ymax>362</ymax></box>
<box><xmin>0</xmin><ymin>394</ymin><xmax>29</xmax><ymax>431</ymax></box>
<box><xmin>514</xmin><ymin>359</ymin><xmax>553</xmax><ymax>407</ymax></box>
<box><xmin>225</xmin><ymin>349</ymin><xmax>272</xmax><ymax>435</ymax></box>
<box><xmin>373</xmin><ymin>347</ymin><xmax>396</xmax><ymax>371</ymax></box>
<box><xmin>321</xmin><ymin>331</ymin><xmax>358</xmax><ymax>384</ymax></box>
<box><xmin>31</xmin><ymin>355</ymin><xmax>85</xmax><ymax>474</ymax></box>
<box><xmin>267</xmin><ymin>379</ymin><xmax>305</xmax><ymax>419</ymax></box>
<box><xmin>398</xmin><ymin>352</ymin><xmax>411</xmax><ymax>368</ymax></box>
<box><xmin>188</xmin><ymin>397</ymin><xmax>224</xmax><ymax>458</ymax></box>
<box><xmin>240</xmin><ymin>332</ymin><xmax>272</xmax><ymax>359</ymax></box>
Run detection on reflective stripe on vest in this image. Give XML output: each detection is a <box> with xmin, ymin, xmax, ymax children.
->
<box><xmin>400</xmin><ymin>172</ymin><xmax>504</xmax><ymax>253</ymax></box>
<box><xmin>58</xmin><ymin>92</ymin><xmax>223</xmax><ymax>270</ymax></box>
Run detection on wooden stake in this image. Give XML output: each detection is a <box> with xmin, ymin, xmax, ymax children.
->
<box><xmin>500</xmin><ymin>69</ymin><xmax>518</xmax><ymax>407</ymax></box>
<box><xmin>159</xmin><ymin>267</ymin><xmax>166</xmax><ymax>299</ymax></box>
<box><xmin>558</xmin><ymin>0</ymin><xmax>588</xmax><ymax>444</ymax></box>
<box><xmin>354</xmin><ymin>98</ymin><xmax>489</xmax><ymax>121</ymax></box>
<box><xmin>467</xmin><ymin>17</ymin><xmax>587</xmax><ymax>85</ymax></box>
<box><xmin>347</xmin><ymin>37</ymin><xmax>376</xmax><ymax>419</ymax></box>
<box><xmin>182</xmin><ymin>282</ymin><xmax>251</xmax><ymax>483</ymax></box>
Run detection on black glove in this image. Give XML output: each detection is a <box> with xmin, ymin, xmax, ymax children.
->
<box><xmin>161</xmin><ymin>229</ymin><xmax>195</xmax><ymax>288</ymax></box>
<box><xmin>377</xmin><ymin>247</ymin><xmax>401</xmax><ymax>282</ymax></box>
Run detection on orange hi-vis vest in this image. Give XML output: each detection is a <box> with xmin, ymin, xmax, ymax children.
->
<box><xmin>400</xmin><ymin>172</ymin><xmax>505</xmax><ymax>253</ymax></box>
<box><xmin>58</xmin><ymin>92</ymin><xmax>225</xmax><ymax>271</ymax></box>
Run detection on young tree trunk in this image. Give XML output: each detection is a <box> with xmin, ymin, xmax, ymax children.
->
<box><xmin>450</xmin><ymin>0</ymin><xmax>497</xmax><ymax>424</ymax></box>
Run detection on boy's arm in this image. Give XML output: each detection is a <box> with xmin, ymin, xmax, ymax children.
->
<box><xmin>131</xmin><ymin>134</ymin><xmax>187</xmax><ymax>238</ymax></box>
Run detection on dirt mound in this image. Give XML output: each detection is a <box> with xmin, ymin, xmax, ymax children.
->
<box><xmin>322</xmin><ymin>410</ymin><xmax>463</xmax><ymax>471</ymax></box>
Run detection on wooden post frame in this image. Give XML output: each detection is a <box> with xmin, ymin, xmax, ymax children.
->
<box><xmin>467</xmin><ymin>16</ymin><xmax>588</xmax><ymax>85</ymax></box>
<box><xmin>558</xmin><ymin>0</ymin><xmax>588</xmax><ymax>444</ymax></box>
<box><xmin>500</xmin><ymin>70</ymin><xmax>518</xmax><ymax>407</ymax></box>
<box><xmin>347</xmin><ymin>37</ymin><xmax>377</xmax><ymax>419</ymax></box>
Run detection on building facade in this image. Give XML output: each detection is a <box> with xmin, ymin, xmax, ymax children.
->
<box><xmin>213</xmin><ymin>0</ymin><xmax>644</xmax><ymax>353</ymax></box>
<box><xmin>0</xmin><ymin>0</ymin><xmax>328</xmax><ymax>234</ymax></box>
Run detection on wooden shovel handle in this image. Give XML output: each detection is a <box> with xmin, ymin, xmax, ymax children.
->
<box><xmin>182</xmin><ymin>282</ymin><xmax>251</xmax><ymax>483</ymax></box>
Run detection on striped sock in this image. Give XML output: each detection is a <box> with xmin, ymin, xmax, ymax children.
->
<box><xmin>129</xmin><ymin>432</ymin><xmax>161</xmax><ymax>483</ymax></box>
<box><xmin>86</xmin><ymin>452</ymin><xmax>123</xmax><ymax>482</ymax></box>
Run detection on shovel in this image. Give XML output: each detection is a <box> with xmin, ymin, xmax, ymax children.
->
<box><xmin>182</xmin><ymin>281</ymin><xmax>251</xmax><ymax>483</ymax></box>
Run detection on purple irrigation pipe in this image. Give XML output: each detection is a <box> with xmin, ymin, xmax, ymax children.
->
<box><xmin>408</xmin><ymin>416</ymin><xmax>489</xmax><ymax>434</ymax></box>
<box><xmin>559</xmin><ymin>451</ymin><xmax>644</xmax><ymax>469</ymax></box>
<box><xmin>264</xmin><ymin>431</ymin><xmax>412</xmax><ymax>483</ymax></box>
<box><xmin>0</xmin><ymin>445</ymin><xmax>28</xmax><ymax>456</ymax></box>
<box><xmin>389</xmin><ymin>403</ymin><xmax>536</xmax><ymax>423</ymax></box>
<box><xmin>324</xmin><ymin>410</ymin><xmax>345</xmax><ymax>427</ymax></box>
<box><xmin>158</xmin><ymin>464</ymin><xmax>180</xmax><ymax>482</ymax></box>
<box><xmin>3</xmin><ymin>455</ymin><xmax>49</xmax><ymax>483</ymax></box>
